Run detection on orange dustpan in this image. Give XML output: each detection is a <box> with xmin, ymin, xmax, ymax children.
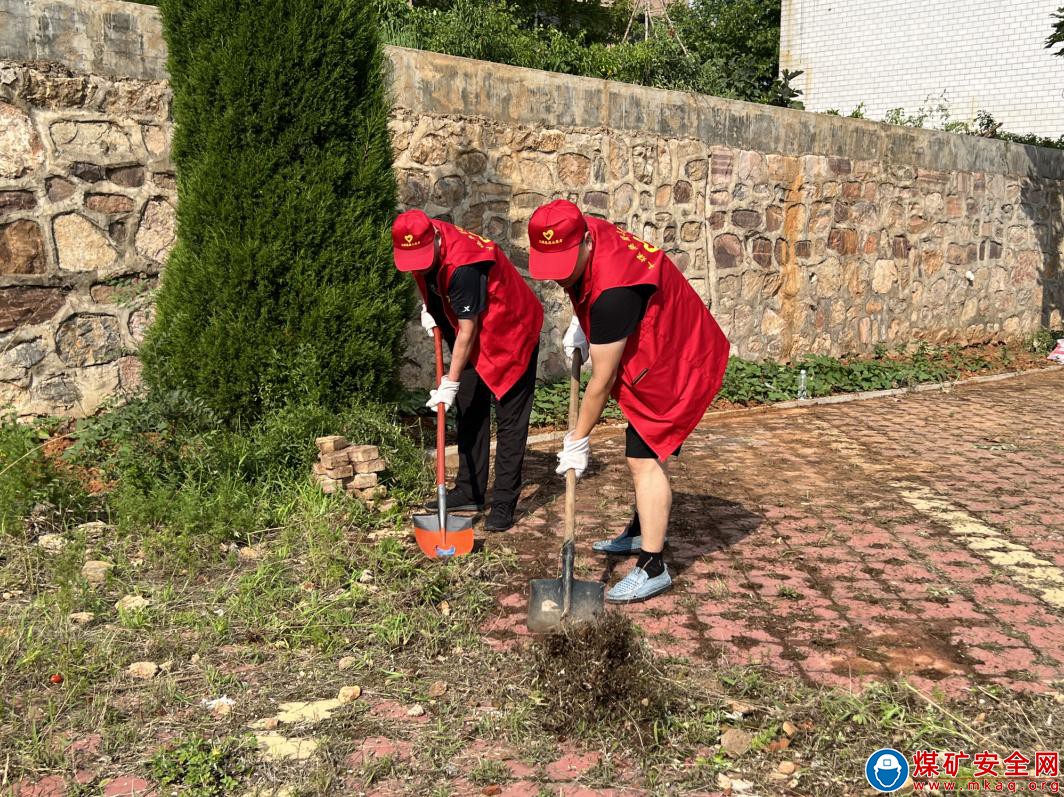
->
<box><xmin>413</xmin><ymin>327</ymin><xmax>475</xmax><ymax>559</ymax></box>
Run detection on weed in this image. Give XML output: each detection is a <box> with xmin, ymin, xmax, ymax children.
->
<box><xmin>530</xmin><ymin>371</ymin><xmax>624</xmax><ymax>427</ymax></box>
<box><xmin>0</xmin><ymin>416</ymin><xmax>89</xmax><ymax>537</ymax></box>
<box><xmin>469</xmin><ymin>758</ymin><xmax>511</xmax><ymax>785</ymax></box>
<box><xmin>150</xmin><ymin>735</ymin><xmax>256</xmax><ymax>796</ymax></box>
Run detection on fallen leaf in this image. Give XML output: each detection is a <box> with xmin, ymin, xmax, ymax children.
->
<box><xmin>782</xmin><ymin>720</ymin><xmax>798</xmax><ymax>737</ymax></box>
<box><xmin>778</xmin><ymin>761</ymin><xmax>797</xmax><ymax>775</ymax></box>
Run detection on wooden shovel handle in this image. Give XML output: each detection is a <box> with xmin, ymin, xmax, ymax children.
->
<box><xmin>564</xmin><ymin>350</ymin><xmax>582</xmax><ymax>545</ymax></box>
<box><xmin>434</xmin><ymin>327</ymin><xmax>446</xmax><ymax>488</ymax></box>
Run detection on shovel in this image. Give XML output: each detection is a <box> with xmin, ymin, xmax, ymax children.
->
<box><xmin>527</xmin><ymin>350</ymin><xmax>605</xmax><ymax>633</ymax></box>
<box><xmin>413</xmin><ymin>327</ymin><xmax>474</xmax><ymax>560</ymax></box>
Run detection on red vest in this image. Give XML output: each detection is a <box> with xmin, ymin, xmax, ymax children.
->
<box><xmin>570</xmin><ymin>217</ymin><xmax>730</xmax><ymax>459</ymax></box>
<box><xmin>414</xmin><ymin>221</ymin><xmax>543</xmax><ymax>399</ymax></box>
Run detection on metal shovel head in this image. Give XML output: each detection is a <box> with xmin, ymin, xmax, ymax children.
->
<box><xmin>527</xmin><ymin>577</ymin><xmax>605</xmax><ymax>634</ymax></box>
<box><xmin>412</xmin><ymin>513</ymin><xmax>474</xmax><ymax>559</ymax></box>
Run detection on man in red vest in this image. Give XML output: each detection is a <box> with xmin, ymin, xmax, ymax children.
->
<box><xmin>527</xmin><ymin>199</ymin><xmax>730</xmax><ymax>602</ymax></box>
<box><xmin>393</xmin><ymin>209</ymin><xmax>544</xmax><ymax>531</ymax></box>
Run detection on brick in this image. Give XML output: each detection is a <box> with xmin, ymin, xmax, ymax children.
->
<box><xmin>315</xmin><ymin>435</ymin><xmax>348</xmax><ymax>453</ymax></box>
<box><xmin>319</xmin><ymin>449</ymin><xmax>350</xmax><ymax>469</ymax></box>
<box><xmin>354</xmin><ymin>457</ymin><xmax>387</xmax><ymax>474</ymax></box>
<box><xmin>317</xmin><ymin>476</ymin><xmax>341</xmax><ymax>494</ymax></box>
<box><xmin>348</xmin><ymin>472</ymin><xmax>378</xmax><ymax>489</ymax></box>
<box><xmin>324</xmin><ymin>464</ymin><xmax>353</xmax><ymax>479</ymax></box>
<box><xmin>348</xmin><ymin>445</ymin><xmax>380</xmax><ymax>463</ymax></box>
<box><xmin>357</xmin><ymin>485</ymin><xmax>388</xmax><ymax>500</ymax></box>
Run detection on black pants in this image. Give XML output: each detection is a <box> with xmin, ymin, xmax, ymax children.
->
<box><xmin>453</xmin><ymin>345</ymin><xmax>538</xmax><ymax>507</ymax></box>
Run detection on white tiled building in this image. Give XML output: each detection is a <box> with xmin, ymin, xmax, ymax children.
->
<box><xmin>780</xmin><ymin>0</ymin><xmax>1064</xmax><ymax>138</ymax></box>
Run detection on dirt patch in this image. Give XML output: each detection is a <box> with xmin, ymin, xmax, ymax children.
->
<box><xmin>527</xmin><ymin>612</ymin><xmax>674</xmax><ymax>743</ymax></box>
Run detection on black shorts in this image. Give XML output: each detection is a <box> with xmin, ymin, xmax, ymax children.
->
<box><xmin>625</xmin><ymin>424</ymin><xmax>682</xmax><ymax>460</ymax></box>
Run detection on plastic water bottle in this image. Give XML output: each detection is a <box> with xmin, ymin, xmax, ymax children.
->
<box><xmin>797</xmin><ymin>369</ymin><xmax>809</xmax><ymax>400</ymax></box>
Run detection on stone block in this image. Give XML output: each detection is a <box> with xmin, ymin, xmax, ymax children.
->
<box><xmin>713</xmin><ymin>234</ymin><xmax>743</xmax><ymax>269</ymax></box>
<box><xmin>315</xmin><ymin>435</ymin><xmax>349</xmax><ymax>453</ymax></box>
<box><xmin>0</xmin><ymin>220</ymin><xmax>45</xmax><ymax>274</ymax></box>
<box><xmin>85</xmin><ymin>193</ymin><xmax>135</xmax><ymax>214</ymax></box>
<box><xmin>0</xmin><ymin>286</ymin><xmax>67</xmax><ymax>333</ymax></box>
<box><xmin>134</xmin><ymin>198</ymin><xmax>176</xmax><ymax>263</ymax></box>
<box><xmin>319</xmin><ymin>450</ymin><xmax>351</xmax><ymax>469</ymax></box>
<box><xmin>354</xmin><ymin>458</ymin><xmax>387</xmax><ymax>474</ymax></box>
<box><xmin>0</xmin><ymin>190</ymin><xmax>36</xmax><ymax>215</ymax></box>
<box><xmin>55</xmin><ymin>313</ymin><xmax>124</xmax><ymax>367</ymax></box>
<box><xmin>0</xmin><ymin>102</ymin><xmax>44</xmax><ymax>179</ymax></box>
<box><xmin>54</xmin><ymin>214</ymin><xmax>117</xmax><ymax>272</ymax></box>
<box><xmin>348</xmin><ymin>473</ymin><xmax>378</xmax><ymax>490</ymax></box>
<box><xmin>348</xmin><ymin>445</ymin><xmax>380</xmax><ymax>463</ymax></box>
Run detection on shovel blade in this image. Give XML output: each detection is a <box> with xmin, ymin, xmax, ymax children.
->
<box><xmin>412</xmin><ymin>514</ymin><xmax>474</xmax><ymax>559</ymax></box>
<box><xmin>527</xmin><ymin>577</ymin><xmax>605</xmax><ymax>634</ymax></box>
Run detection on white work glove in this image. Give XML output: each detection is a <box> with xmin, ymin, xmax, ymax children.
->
<box><xmin>420</xmin><ymin>304</ymin><xmax>436</xmax><ymax>337</ymax></box>
<box><xmin>555</xmin><ymin>432</ymin><xmax>591</xmax><ymax>478</ymax></box>
<box><xmin>426</xmin><ymin>377</ymin><xmax>460</xmax><ymax>412</ymax></box>
<box><xmin>562</xmin><ymin>316</ymin><xmax>589</xmax><ymax>365</ymax></box>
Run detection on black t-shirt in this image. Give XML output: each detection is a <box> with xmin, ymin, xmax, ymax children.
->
<box><xmin>424</xmin><ymin>262</ymin><xmax>491</xmax><ymax>340</ymax></box>
<box><xmin>588</xmin><ymin>285</ymin><xmax>655</xmax><ymax>344</ymax></box>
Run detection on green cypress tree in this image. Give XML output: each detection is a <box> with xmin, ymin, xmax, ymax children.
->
<box><xmin>144</xmin><ymin>0</ymin><xmax>409</xmax><ymax>422</ymax></box>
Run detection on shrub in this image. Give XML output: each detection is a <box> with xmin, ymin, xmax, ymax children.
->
<box><xmin>0</xmin><ymin>417</ymin><xmax>86</xmax><ymax>537</ymax></box>
<box><xmin>378</xmin><ymin>0</ymin><xmax>796</xmax><ymax>106</ymax></box>
<box><xmin>145</xmin><ymin>0</ymin><xmax>410</xmax><ymax>424</ymax></box>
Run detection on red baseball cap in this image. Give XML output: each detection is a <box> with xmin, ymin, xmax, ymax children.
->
<box><xmin>527</xmin><ymin>199</ymin><xmax>586</xmax><ymax>280</ymax></box>
<box><xmin>392</xmin><ymin>209</ymin><xmax>436</xmax><ymax>271</ymax></box>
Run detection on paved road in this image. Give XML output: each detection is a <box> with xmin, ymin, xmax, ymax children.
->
<box><xmin>485</xmin><ymin>368</ymin><xmax>1064</xmax><ymax>697</ymax></box>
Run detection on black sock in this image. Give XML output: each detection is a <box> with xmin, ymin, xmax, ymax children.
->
<box><xmin>636</xmin><ymin>549</ymin><xmax>665</xmax><ymax>577</ymax></box>
<box><xmin>620</xmin><ymin>510</ymin><xmax>641</xmax><ymax>539</ymax></box>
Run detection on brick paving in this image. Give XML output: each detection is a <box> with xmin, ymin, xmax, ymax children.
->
<box><xmin>486</xmin><ymin>368</ymin><xmax>1064</xmax><ymax>698</ymax></box>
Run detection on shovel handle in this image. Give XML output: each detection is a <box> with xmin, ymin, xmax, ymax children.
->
<box><xmin>434</xmin><ymin>327</ymin><xmax>446</xmax><ymax>488</ymax></box>
<box><xmin>433</xmin><ymin>328</ymin><xmax>448</xmax><ymax>546</ymax></box>
<box><xmin>564</xmin><ymin>350</ymin><xmax>581</xmax><ymax>545</ymax></box>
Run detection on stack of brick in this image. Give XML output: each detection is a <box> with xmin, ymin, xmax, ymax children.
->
<box><xmin>313</xmin><ymin>436</ymin><xmax>388</xmax><ymax>505</ymax></box>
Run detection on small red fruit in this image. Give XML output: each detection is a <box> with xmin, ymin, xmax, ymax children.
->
<box><xmin>49</xmin><ymin>673</ymin><xmax>63</xmax><ymax>684</ymax></box>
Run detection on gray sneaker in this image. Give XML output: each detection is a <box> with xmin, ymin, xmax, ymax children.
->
<box><xmin>592</xmin><ymin>531</ymin><xmax>669</xmax><ymax>555</ymax></box>
<box><xmin>592</xmin><ymin>532</ymin><xmax>643</xmax><ymax>555</ymax></box>
<box><xmin>605</xmin><ymin>564</ymin><xmax>672</xmax><ymax>603</ymax></box>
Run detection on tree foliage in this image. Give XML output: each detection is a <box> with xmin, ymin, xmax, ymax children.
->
<box><xmin>145</xmin><ymin>0</ymin><xmax>410</xmax><ymax>423</ymax></box>
<box><xmin>1049</xmin><ymin>6</ymin><xmax>1064</xmax><ymax>55</ymax></box>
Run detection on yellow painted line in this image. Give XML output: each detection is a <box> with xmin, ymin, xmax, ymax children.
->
<box><xmin>895</xmin><ymin>482</ymin><xmax>1064</xmax><ymax>610</ymax></box>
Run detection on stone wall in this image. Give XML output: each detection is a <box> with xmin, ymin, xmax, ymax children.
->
<box><xmin>0</xmin><ymin>58</ymin><xmax>173</xmax><ymax>415</ymax></box>
<box><xmin>2</xmin><ymin>0</ymin><xmax>1063</xmax><ymax>417</ymax></box>
<box><xmin>388</xmin><ymin>48</ymin><xmax>1064</xmax><ymax>384</ymax></box>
